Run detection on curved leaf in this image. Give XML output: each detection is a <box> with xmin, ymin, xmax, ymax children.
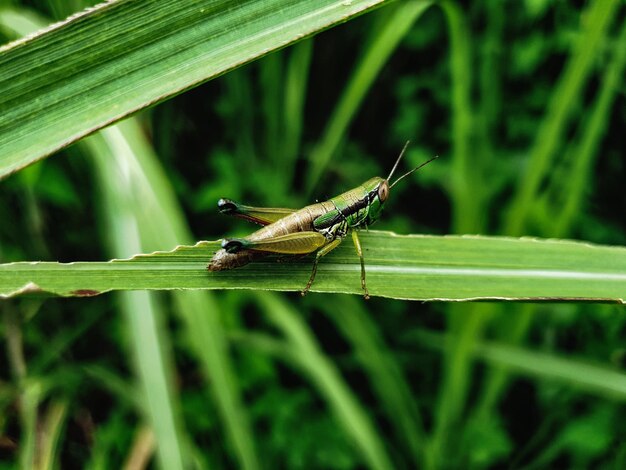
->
<box><xmin>0</xmin><ymin>0</ymin><xmax>393</xmax><ymax>179</ymax></box>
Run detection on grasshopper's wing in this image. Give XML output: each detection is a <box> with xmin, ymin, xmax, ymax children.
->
<box><xmin>218</xmin><ymin>198</ymin><xmax>296</xmax><ymax>226</ymax></box>
<box><xmin>223</xmin><ymin>232</ymin><xmax>327</xmax><ymax>254</ymax></box>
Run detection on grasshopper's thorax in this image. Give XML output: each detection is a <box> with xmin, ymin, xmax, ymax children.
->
<box><xmin>360</xmin><ymin>176</ymin><xmax>389</xmax><ymax>226</ymax></box>
<box><xmin>318</xmin><ymin>176</ymin><xmax>389</xmax><ymax>233</ymax></box>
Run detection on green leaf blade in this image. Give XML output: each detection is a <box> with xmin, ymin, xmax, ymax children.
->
<box><xmin>0</xmin><ymin>0</ymin><xmax>392</xmax><ymax>179</ymax></box>
<box><xmin>2</xmin><ymin>232</ymin><xmax>624</xmax><ymax>302</ymax></box>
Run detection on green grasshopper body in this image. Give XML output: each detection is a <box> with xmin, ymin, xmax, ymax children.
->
<box><xmin>207</xmin><ymin>143</ymin><xmax>435</xmax><ymax>298</ymax></box>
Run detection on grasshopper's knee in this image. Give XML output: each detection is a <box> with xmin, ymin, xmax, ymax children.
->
<box><xmin>222</xmin><ymin>238</ymin><xmax>246</xmax><ymax>253</ymax></box>
<box><xmin>217</xmin><ymin>198</ymin><xmax>239</xmax><ymax>214</ymax></box>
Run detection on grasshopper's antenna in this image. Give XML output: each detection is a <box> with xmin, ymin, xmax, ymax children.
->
<box><xmin>386</xmin><ymin>141</ymin><xmax>411</xmax><ymax>182</ymax></box>
<box><xmin>390</xmin><ymin>155</ymin><xmax>439</xmax><ymax>189</ymax></box>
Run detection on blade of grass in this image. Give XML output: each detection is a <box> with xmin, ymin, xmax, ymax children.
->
<box><xmin>0</xmin><ymin>0</ymin><xmax>393</xmax><ymax>180</ymax></box>
<box><xmin>553</xmin><ymin>18</ymin><xmax>626</xmax><ymax>238</ymax></box>
<box><xmin>121</xmin><ymin>290</ymin><xmax>187</xmax><ymax>470</ymax></box>
<box><xmin>122</xmin><ymin>425</ymin><xmax>156</xmax><ymax>470</ymax></box>
<box><xmin>320</xmin><ymin>296</ymin><xmax>426</xmax><ymax>464</ymax></box>
<box><xmin>414</xmin><ymin>324</ymin><xmax>626</xmax><ymax>466</ymax></box>
<box><xmin>305</xmin><ymin>0</ymin><xmax>432</xmax><ymax>197</ymax></box>
<box><xmin>29</xmin><ymin>310</ymin><xmax>104</xmax><ymax>375</ymax></box>
<box><xmin>429</xmin><ymin>6</ymin><xmax>483</xmax><ymax>460</ymax></box>
<box><xmin>0</xmin><ymin>10</ymin><xmax>257</xmax><ymax>462</ymax></box>
<box><xmin>410</xmin><ymin>329</ymin><xmax>626</xmax><ymax>400</ymax></box>
<box><xmin>83</xmin><ymin>365</ymin><xmax>141</xmax><ymax>411</ymax></box>
<box><xmin>476</xmin><ymin>1</ymin><xmax>503</xmax><ymax>174</ymax></box>
<box><xmin>503</xmin><ymin>0</ymin><xmax>621</xmax><ymax>235</ymax></box>
<box><xmin>2</xmin><ymin>232</ymin><xmax>625</xmax><ymax>302</ymax></box>
<box><xmin>93</xmin><ymin>180</ymin><xmax>186</xmax><ymax>470</ymax></box>
<box><xmin>19</xmin><ymin>380</ymin><xmax>41</xmax><ymax>470</ymax></box>
<box><xmin>472</xmin><ymin>303</ymin><xmax>534</xmax><ymax>421</ymax></box>
<box><xmin>282</xmin><ymin>38</ymin><xmax>314</xmax><ymax>186</ymax></box>
<box><xmin>87</xmin><ymin>121</ymin><xmax>259</xmax><ymax>469</ymax></box>
<box><xmin>442</xmin><ymin>0</ymin><xmax>480</xmax><ymax>234</ymax></box>
<box><xmin>260</xmin><ymin>51</ymin><xmax>284</xmax><ymax>166</ymax></box>
<box><xmin>0</xmin><ymin>6</ymin><xmax>47</xmax><ymax>38</ymax></box>
<box><xmin>174</xmin><ymin>290</ymin><xmax>259</xmax><ymax>470</ymax></box>
<box><xmin>473</xmin><ymin>16</ymin><xmax>626</xmax><ymax>433</ymax></box>
<box><xmin>4</xmin><ymin>304</ymin><xmax>27</xmax><ymax>382</ymax></box>
<box><xmin>2</xmin><ymin>12</ymin><xmax>188</xmax><ymax>465</ymax></box>
<box><xmin>37</xmin><ymin>399</ymin><xmax>69</xmax><ymax>470</ymax></box>
<box><xmin>431</xmin><ymin>3</ymin><xmax>622</xmax><ymax>466</ymax></box>
<box><xmin>228</xmin><ymin>69</ymin><xmax>258</xmax><ymax>169</ymax></box>
<box><xmin>256</xmin><ymin>292</ymin><xmax>394</xmax><ymax>470</ymax></box>
<box><xmin>84</xmin><ymin>408</ymin><xmax>135</xmax><ymax>470</ymax></box>
<box><xmin>232</xmin><ymin>329</ymin><xmax>384</xmax><ymax>466</ymax></box>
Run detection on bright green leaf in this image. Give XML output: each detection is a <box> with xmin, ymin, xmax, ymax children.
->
<box><xmin>1</xmin><ymin>232</ymin><xmax>624</xmax><ymax>302</ymax></box>
<box><xmin>0</xmin><ymin>0</ymin><xmax>394</xmax><ymax>179</ymax></box>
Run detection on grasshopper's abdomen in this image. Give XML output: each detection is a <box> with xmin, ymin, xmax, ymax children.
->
<box><xmin>207</xmin><ymin>247</ymin><xmax>265</xmax><ymax>271</ymax></box>
<box><xmin>248</xmin><ymin>202</ymin><xmax>333</xmax><ymax>240</ymax></box>
<box><xmin>207</xmin><ymin>202</ymin><xmax>333</xmax><ymax>272</ymax></box>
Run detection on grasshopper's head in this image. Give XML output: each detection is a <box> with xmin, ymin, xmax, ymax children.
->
<box><xmin>364</xmin><ymin>142</ymin><xmax>438</xmax><ymax>225</ymax></box>
<box><xmin>361</xmin><ymin>176</ymin><xmax>389</xmax><ymax>225</ymax></box>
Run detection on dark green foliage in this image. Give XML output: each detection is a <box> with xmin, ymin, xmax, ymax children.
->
<box><xmin>1</xmin><ymin>0</ymin><xmax>625</xmax><ymax>468</ymax></box>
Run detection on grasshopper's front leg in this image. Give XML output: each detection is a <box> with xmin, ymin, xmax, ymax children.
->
<box><xmin>351</xmin><ymin>231</ymin><xmax>369</xmax><ymax>299</ymax></box>
<box><xmin>301</xmin><ymin>231</ymin><xmax>370</xmax><ymax>298</ymax></box>
<box><xmin>301</xmin><ymin>238</ymin><xmax>343</xmax><ymax>296</ymax></box>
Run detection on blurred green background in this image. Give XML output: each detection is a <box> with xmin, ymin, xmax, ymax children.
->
<box><xmin>1</xmin><ymin>0</ymin><xmax>625</xmax><ymax>468</ymax></box>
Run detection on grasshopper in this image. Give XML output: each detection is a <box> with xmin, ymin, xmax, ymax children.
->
<box><xmin>207</xmin><ymin>143</ymin><xmax>437</xmax><ymax>298</ymax></box>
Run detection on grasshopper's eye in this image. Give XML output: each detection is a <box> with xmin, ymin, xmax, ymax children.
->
<box><xmin>378</xmin><ymin>181</ymin><xmax>389</xmax><ymax>202</ymax></box>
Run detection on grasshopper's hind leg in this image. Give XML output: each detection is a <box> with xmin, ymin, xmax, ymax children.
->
<box><xmin>351</xmin><ymin>231</ymin><xmax>369</xmax><ymax>299</ymax></box>
<box><xmin>301</xmin><ymin>238</ymin><xmax>343</xmax><ymax>296</ymax></box>
<box><xmin>217</xmin><ymin>199</ymin><xmax>296</xmax><ymax>226</ymax></box>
